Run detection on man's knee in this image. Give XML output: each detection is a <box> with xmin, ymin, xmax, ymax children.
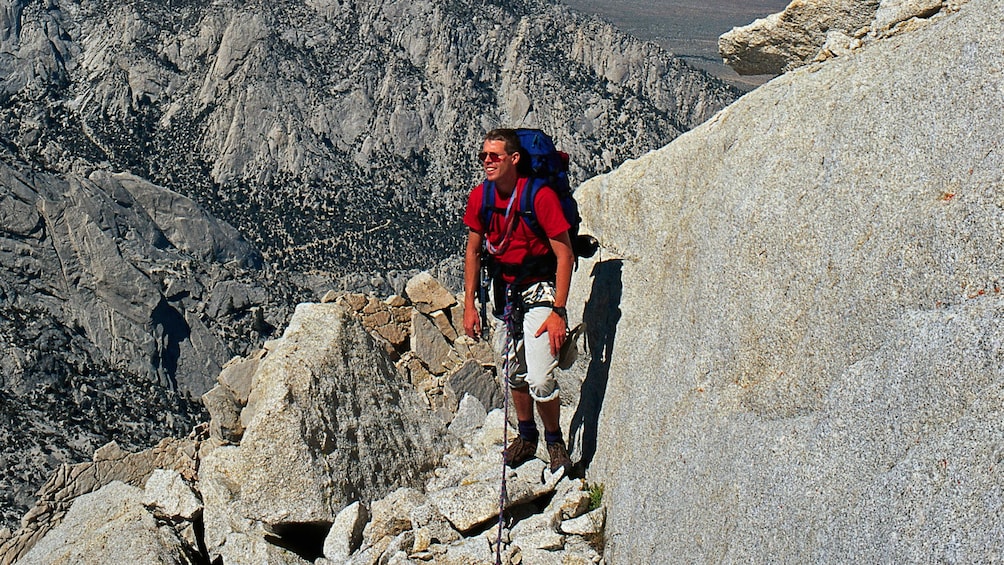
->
<box><xmin>507</xmin><ymin>375</ymin><xmax>559</xmax><ymax>403</ymax></box>
<box><xmin>527</xmin><ymin>377</ymin><xmax>559</xmax><ymax>403</ymax></box>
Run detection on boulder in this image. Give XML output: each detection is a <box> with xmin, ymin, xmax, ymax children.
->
<box><xmin>447</xmin><ymin>394</ymin><xmax>488</xmax><ymax>438</ymax></box>
<box><xmin>719</xmin><ymin>0</ymin><xmax>880</xmax><ymax>75</ymax></box>
<box><xmin>200</xmin><ymin>303</ymin><xmax>451</xmax><ymax>560</ymax></box>
<box><xmin>201</xmin><ymin>384</ymin><xmax>244</xmax><ymax>443</ymax></box>
<box><xmin>0</xmin><ymin>438</ymin><xmax>198</xmax><ymax>564</ymax></box>
<box><xmin>444</xmin><ymin>359</ymin><xmax>502</xmax><ymax>412</ymax></box>
<box><xmin>429</xmin><ymin>459</ymin><xmax>558</xmax><ymax>533</ymax></box>
<box><xmin>405</xmin><ymin>272</ymin><xmax>457</xmax><ymax>315</ymax></box>
<box><xmin>17</xmin><ymin>482</ymin><xmax>195</xmax><ymax>565</ymax></box>
<box><xmin>559</xmin><ymin>507</ymin><xmax>605</xmax><ymax>536</ymax></box>
<box><xmin>874</xmin><ymin>0</ymin><xmax>945</xmax><ymax>32</ymax></box>
<box><xmin>323</xmin><ymin>501</ymin><xmax>369</xmax><ymax>561</ymax></box>
<box><xmin>411</xmin><ymin>310</ymin><xmax>453</xmax><ymax>375</ymax></box>
<box><xmin>409</xmin><ymin>502</ymin><xmax>460</xmax><ymax>552</ymax></box>
<box><xmin>362</xmin><ymin>488</ymin><xmax>427</xmax><ymax>546</ymax></box>
<box><xmin>143</xmin><ymin>469</ymin><xmax>202</xmax><ymax>521</ymax></box>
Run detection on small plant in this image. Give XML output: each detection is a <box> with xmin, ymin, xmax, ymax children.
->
<box><xmin>586</xmin><ymin>482</ymin><xmax>605</xmax><ymax>511</ymax></box>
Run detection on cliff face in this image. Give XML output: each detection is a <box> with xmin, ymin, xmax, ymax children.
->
<box><xmin>570</xmin><ymin>0</ymin><xmax>1003</xmax><ymax>560</ymax></box>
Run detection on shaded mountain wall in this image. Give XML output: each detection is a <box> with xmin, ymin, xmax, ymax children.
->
<box><xmin>0</xmin><ymin>0</ymin><xmax>738</xmax><ymax>273</ymax></box>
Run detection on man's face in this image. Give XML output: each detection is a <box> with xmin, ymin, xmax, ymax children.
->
<box><xmin>481</xmin><ymin>139</ymin><xmax>518</xmax><ymax>185</ymax></box>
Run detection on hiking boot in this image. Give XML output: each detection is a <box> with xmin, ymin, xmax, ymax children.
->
<box><xmin>546</xmin><ymin>440</ymin><xmax>572</xmax><ymax>476</ymax></box>
<box><xmin>503</xmin><ymin>436</ymin><xmax>537</xmax><ymax>468</ymax></box>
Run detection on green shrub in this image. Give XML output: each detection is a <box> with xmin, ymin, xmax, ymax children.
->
<box><xmin>587</xmin><ymin>482</ymin><xmax>604</xmax><ymax>511</ymax></box>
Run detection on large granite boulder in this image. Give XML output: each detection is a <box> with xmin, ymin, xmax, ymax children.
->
<box><xmin>199</xmin><ymin>302</ymin><xmax>452</xmax><ymax>561</ymax></box>
<box><xmin>718</xmin><ymin>0</ymin><xmax>968</xmax><ymax>76</ymax></box>
<box><xmin>718</xmin><ymin>0</ymin><xmax>880</xmax><ymax>75</ymax></box>
<box><xmin>573</xmin><ymin>0</ymin><xmax>1004</xmax><ymax>561</ymax></box>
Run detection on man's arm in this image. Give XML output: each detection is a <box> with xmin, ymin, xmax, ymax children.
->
<box><xmin>535</xmin><ymin>230</ymin><xmax>573</xmax><ymax>356</ymax></box>
<box><xmin>463</xmin><ymin>229</ymin><xmax>484</xmax><ymax>338</ymax></box>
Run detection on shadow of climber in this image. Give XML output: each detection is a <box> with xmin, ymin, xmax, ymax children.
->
<box><xmin>569</xmin><ymin>259</ymin><xmax>622</xmax><ymax>473</ymax></box>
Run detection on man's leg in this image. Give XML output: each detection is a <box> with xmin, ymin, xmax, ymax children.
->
<box><xmin>536</xmin><ymin>396</ymin><xmax>560</xmax><ymax>435</ymax></box>
<box><xmin>512</xmin><ymin>384</ymin><xmax>535</xmax><ymax>422</ymax></box>
<box><xmin>504</xmin><ymin>385</ymin><xmax>539</xmax><ymax>467</ymax></box>
<box><xmin>502</xmin><ymin>319</ymin><xmax>540</xmax><ymax>467</ymax></box>
<box><xmin>521</xmin><ymin>300</ymin><xmax>571</xmax><ymax>475</ymax></box>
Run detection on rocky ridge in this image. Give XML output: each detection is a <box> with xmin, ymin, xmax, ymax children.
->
<box><xmin>4</xmin><ymin>274</ymin><xmax>604</xmax><ymax>564</ymax></box>
<box><xmin>9</xmin><ymin>0</ymin><xmax>1001</xmax><ymax>561</ymax></box>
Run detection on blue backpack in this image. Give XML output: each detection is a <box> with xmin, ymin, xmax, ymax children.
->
<box><xmin>479</xmin><ymin>128</ymin><xmax>597</xmax><ymax>261</ymax></box>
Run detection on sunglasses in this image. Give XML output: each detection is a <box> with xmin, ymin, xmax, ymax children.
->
<box><xmin>478</xmin><ymin>151</ymin><xmax>509</xmax><ymax>163</ymax></box>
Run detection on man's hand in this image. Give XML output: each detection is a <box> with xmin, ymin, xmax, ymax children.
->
<box><xmin>535</xmin><ymin>311</ymin><xmax>566</xmax><ymax>357</ymax></box>
<box><xmin>464</xmin><ymin>303</ymin><xmax>482</xmax><ymax>339</ymax></box>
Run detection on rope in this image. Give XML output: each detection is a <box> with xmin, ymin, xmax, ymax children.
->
<box><xmin>484</xmin><ymin>183</ymin><xmax>521</xmax><ymax>257</ymax></box>
<box><xmin>494</xmin><ymin>289</ymin><xmax>516</xmax><ymax>565</ymax></box>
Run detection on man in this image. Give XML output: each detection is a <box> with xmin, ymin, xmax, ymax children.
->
<box><xmin>462</xmin><ymin>128</ymin><xmax>574</xmax><ymax>476</ymax></box>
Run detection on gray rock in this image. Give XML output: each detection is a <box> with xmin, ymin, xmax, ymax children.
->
<box><xmin>511</xmin><ymin>512</ymin><xmax>564</xmax><ymax>551</ymax></box>
<box><xmin>361</xmin><ymin>488</ymin><xmax>427</xmax><ymax>546</ymax></box>
<box><xmin>576</xmin><ymin>0</ymin><xmax>1004</xmax><ymax>561</ymax></box>
<box><xmin>874</xmin><ymin>0</ymin><xmax>946</xmax><ymax>31</ymax></box>
<box><xmin>218</xmin><ymin>351</ymin><xmax>262</xmax><ymax>404</ymax></box>
<box><xmin>411</xmin><ymin>310</ymin><xmax>453</xmax><ymax>375</ymax></box>
<box><xmin>559</xmin><ymin>507</ymin><xmax>604</xmax><ymax>536</ymax></box>
<box><xmin>201</xmin><ymin>384</ymin><xmax>244</xmax><ymax>443</ymax></box>
<box><xmin>1</xmin><ymin>438</ymin><xmax>198</xmax><ymax>564</ymax></box>
<box><xmin>89</xmin><ymin>171</ymin><xmax>258</xmax><ymax>266</ymax></box>
<box><xmin>448</xmin><ymin>394</ymin><xmax>488</xmax><ymax>438</ymax></box>
<box><xmin>405</xmin><ymin>272</ymin><xmax>457</xmax><ymax>315</ymax></box>
<box><xmin>429</xmin><ymin>459</ymin><xmax>558</xmax><ymax>533</ymax></box>
<box><xmin>323</xmin><ymin>501</ymin><xmax>369</xmax><ymax>562</ymax></box>
<box><xmin>719</xmin><ymin>0</ymin><xmax>880</xmax><ymax>75</ymax></box>
<box><xmin>445</xmin><ymin>359</ymin><xmax>502</xmax><ymax>412</ymax></box>
<box><xmin>431</xmin><ymin>310</ymin><xmax>459</xmax><ymax>342</ymax></box>
<box><xmin>17</xmin><ymin>482</ymin><xmax>195</xmax><ymax>565</ymax></box>
<box><xmin>142</xmin><ymin>469</ymin><xmax>202</xmax><ymax>521</ymax></box>
<box><xmin>410</xmin><ymin>502</ymin><xmax>460</xmax><ymax>552</ymax></box>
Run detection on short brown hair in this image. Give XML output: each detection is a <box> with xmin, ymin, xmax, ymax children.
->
<box><xmin>484</xmin><ymin>128</ymin><xmax>530</xmax><ymax>175</ymax></box>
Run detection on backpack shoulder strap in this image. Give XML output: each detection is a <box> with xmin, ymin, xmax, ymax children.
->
<box><xmin>479</xmin><ymin>181</ymin><xmax>495</xmax><ymax>231</ymax></box>
<box><xmin>518</xmin><ymin>177</ymin><xmax>549</xmax><ymax>242</ymax></box>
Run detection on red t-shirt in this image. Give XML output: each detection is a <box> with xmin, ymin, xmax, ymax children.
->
<box><xmin>464</xmin><ymin>177</ymin><xmax>570</xmax><ymax>283</ymax></box>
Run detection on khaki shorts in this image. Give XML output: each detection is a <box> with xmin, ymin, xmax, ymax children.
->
<box><xmin>497</xmin><ymin>281</ymin><xmax>560</xmax><ymax>402</ymax></box>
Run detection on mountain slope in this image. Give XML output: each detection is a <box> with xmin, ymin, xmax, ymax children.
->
<box><xmin>1</xmin><ymin>0</ymin><xmax>738</xmax><ymax>273</ymax></box>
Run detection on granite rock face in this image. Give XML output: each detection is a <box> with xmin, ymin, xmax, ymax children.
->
<box><xmin>573</xmin><ymin>0</ymin><xmax>1004</xmax><ymax>561</ymax></box>
<box><xmin>16</xmin><ymin>482</ymin><xmax>197</xmax><ymax>565</ymax></box>
<box><xmin>1</xmin><ymin>438</ymin><xmax>199</xmax><ymax>564</ymax></box>
<box><xmin>198</xmin><ymin>302</ymin><xmax>450</xmax><ymax>562</ymax></box>
<box><xmin>0</xmin><ymin>156</ymin><xmax>281</xmax><ymax>531</ymax></box>
<box><xmin>719</xmin><ymin>0</ymin><xmax>969</xmax><ymax>75</ymax></box>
